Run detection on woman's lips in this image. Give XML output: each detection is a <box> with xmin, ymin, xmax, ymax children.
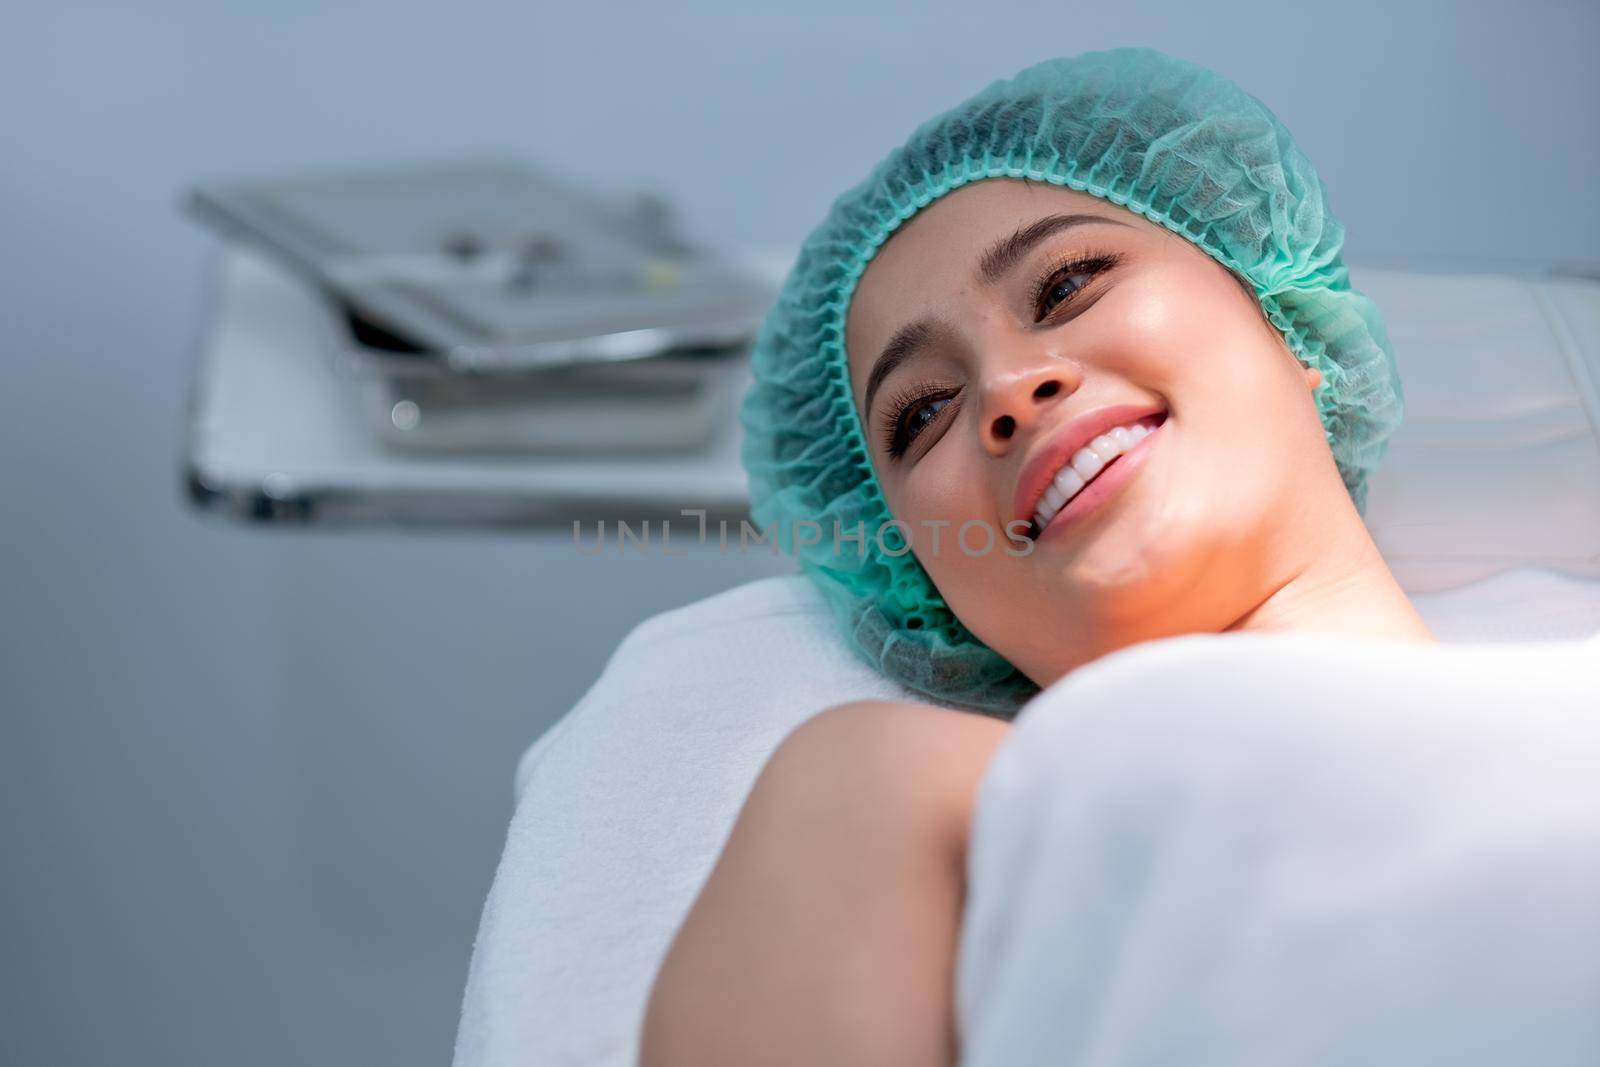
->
<box><xmin>1011</xmin><ymin>402</ymin><xmax>1168</xmax><ymax>530</ymax></box>
<box><xmin>1033</xmin><ymin>417</ymin><xmax>1166</xmax><ymax>543</ymax></box>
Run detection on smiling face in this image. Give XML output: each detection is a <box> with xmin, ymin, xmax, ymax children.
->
<box><xmin>845</xmin><ymin>177</ymin><xmax>1350</xmax><ymax>688</ymax></box>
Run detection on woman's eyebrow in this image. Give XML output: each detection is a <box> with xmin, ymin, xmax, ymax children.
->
<box><xmin>975</xmin><ymin>212</ymin><xmax>1133</xmax><ymax>286</ymax></box>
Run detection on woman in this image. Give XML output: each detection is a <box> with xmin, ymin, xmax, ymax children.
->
<box><xmin>640</xmin><ymin>47</ymin><xmax>1436</xmax><ymax>1066</ymax></box>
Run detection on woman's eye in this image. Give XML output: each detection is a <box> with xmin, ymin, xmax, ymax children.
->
<box><xmin>906</xmin><ymin>396</ymin><xmax>951</xmax><ymax>439</ymax></box>
<box><xmin>1037</xmin><ymin>269</ymin><xmax>1096</xmax><ymax>319</ymax></box>
<box><xmin>1032</xmin><ymin>252</ymin><xmax>1121</xmax><ymax>322</ymax></box>
<box><xmin>884</xmin><ymin>390</ymin><xmax>958</xmax><ymax>460</ymax></box>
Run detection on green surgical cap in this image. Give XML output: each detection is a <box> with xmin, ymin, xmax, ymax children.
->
<box><xmin>739</xmin><ymin>46</ymin><xmax>1404</xmax><ymax>717</ymax></box>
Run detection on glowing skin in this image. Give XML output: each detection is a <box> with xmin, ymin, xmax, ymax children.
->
<box><xmin>845</xmin><ymin>177</ymin><xmax>1435</xmax><ymax>689</ymax></box>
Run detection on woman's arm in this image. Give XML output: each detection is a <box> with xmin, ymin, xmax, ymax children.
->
<box><xmin>638</xmin><ymin>700</ymin><xmax>1012</xmax><ymax>1067</ymax></box>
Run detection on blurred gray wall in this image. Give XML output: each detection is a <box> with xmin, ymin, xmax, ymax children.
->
<box><xmin>1</xmin><ymin>1</ymin><xmax>1595</xmax><ymax>1064</ymax></box>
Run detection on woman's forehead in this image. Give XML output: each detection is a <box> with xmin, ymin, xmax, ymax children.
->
<box><xmin>844</xmin><ymin>180</ymin><xmax>1162</xmax><ymax>368</ymax></box>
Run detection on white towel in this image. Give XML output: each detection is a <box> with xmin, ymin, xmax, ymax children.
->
<box><xmin>958</xmin><ymin>628</ymin><xmax>1600</xmax><ymax>1066</ymax></box>
<box><xmin>452</xmin><ymin>577</ymin><xmax>925</xmax><ymax>1067</ymax></box>
<box><xmin>452</xmin><ymin>567</ymin><xmax>1600</xmax><ymax>1067</ymax></box>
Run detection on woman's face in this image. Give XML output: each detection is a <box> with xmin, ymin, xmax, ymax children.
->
<box><xmin>845</xmin><ymin>177</ymin><xmax>1344</xmax><ymax>688</ymax></box>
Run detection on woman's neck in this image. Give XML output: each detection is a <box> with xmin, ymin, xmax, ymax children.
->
<box><xmin>1224</xmin><ymin>524</ymin><xmax>1437</xmax><ymax>645</ymax></box>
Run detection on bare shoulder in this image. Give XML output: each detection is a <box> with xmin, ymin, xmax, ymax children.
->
<box><xmin>778</xmin><ymin>698</ymin><xmax>1014</xmax><ymax>768</ymax></box>
<box><xmin>764</xmin><ymin>699</ymin><xmax>1014</xmax><ymax>853</ymax></box>
<box><xmin>640</xmin><ymin>699</ymin><xmax>1013</xmax><ymax>1065</ymax></box>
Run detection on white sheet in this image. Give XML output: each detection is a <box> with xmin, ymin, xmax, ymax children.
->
<box><xmin>957</xmin><ymin>629</ymin><xmax>1600</xmax><ymax>1066</ymax></box>
<box><xmin>452</xmin><ymin>567</ymin><xmax>1600</xmax><ymax>1067</ymax></box>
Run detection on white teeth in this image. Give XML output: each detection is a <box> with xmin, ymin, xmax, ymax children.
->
<box><xmin>1039</xmin><ymin>481</ymin><xmax>1068</xmax><ymax>516</ymax></box>
<box><xmin>1030</xmin><ymin>415</ymin><xmax>1164</xmax><ymax>532</ymax></box>
<box><xmin>1052</xmin><ymin>466</ymin><xmax>1086</xmax><ymax>500</ymax></box>
<box><xmin>1088</xmin><ymin>434</ymin><xmax>1120</xmax><ymax>460</ymax></box>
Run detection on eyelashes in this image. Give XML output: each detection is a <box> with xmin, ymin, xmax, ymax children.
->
<box><xmin>876</xmin><ymin>248</ymin><xmax>1123</xmax><ymax>462</ymax></box>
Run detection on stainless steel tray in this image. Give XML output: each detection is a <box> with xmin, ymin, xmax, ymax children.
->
<box><xmin>185</xmin><ymin>155</ymin><xmax>777</xmax><ymax>372</ymax></box>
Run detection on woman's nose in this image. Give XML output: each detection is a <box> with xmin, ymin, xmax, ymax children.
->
<box><xmin>979</xmin><ymin>362</ymin><xmax>1079</xmax><ymax>453</ymax></box>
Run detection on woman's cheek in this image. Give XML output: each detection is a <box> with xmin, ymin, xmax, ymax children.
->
<box><xmin>884</xmin><ymin>450</ymin><xmax>978</xmax><ymax>589</ymax></box>
<box><xmin>902</xmin><ymin>446</ymin><xmax>986</xmax><ymax>525</ymax></box>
